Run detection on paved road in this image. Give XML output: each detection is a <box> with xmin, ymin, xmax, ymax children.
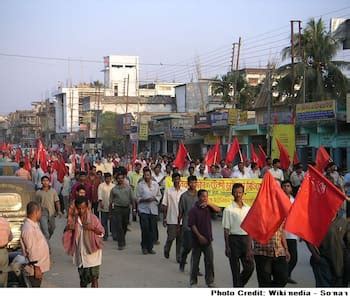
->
<box><xmin>42</xmin><ymin>216</ymin><xmax>314</xmax><ymax>288</ymax></box>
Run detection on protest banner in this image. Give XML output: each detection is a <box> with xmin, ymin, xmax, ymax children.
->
<box><xmin>166</xmin><ymin>177</ymin><xmax>262</xmax><ymax>207</ymax></box>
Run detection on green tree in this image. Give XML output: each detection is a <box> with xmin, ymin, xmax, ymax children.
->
<box><xmin>277</xmin><ymin>18</ymin><xmax>349</xmax><ymax>103</ymax></box>
<box><xmin>212</xmin><ymin>71</ymin><xmax>261</xmax><ymax>109</ymax></box>
<box><xmin>98</xmin><ymin>112</ymin><xmax>125</xmax><ymax>154</ymax></box>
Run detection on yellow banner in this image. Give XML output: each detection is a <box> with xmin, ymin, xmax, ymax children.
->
<box><xmin>272</xmin><ymin>124</ymin><xmax>295</xmax><ymax>161</ymax></box>
<box><xmin>138</xmin><ymin>123</ymin><xmax>149</xmax><ymax>141</ymax></box>
<box><xmin>166</xmin><ymin>178</ymin><xmax>262</xmax><ymax>207</ymax></box>
<box><xmin>228</xmin><ymin>108</ymin><xmax>239</xmax><ymax>125</ymax></box>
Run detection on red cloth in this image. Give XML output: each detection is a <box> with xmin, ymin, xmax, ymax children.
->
<box><xmin>15</xmin><ymin>148</ymin><xmax>22</xmax><ymax>163</ymax></box>
<box><xmin>258</xmin><ymin>145</ymin><xmax>267</xmax><ymax>168</ymax></box>
<box><xmin>225</xmin><ymin>137</ymin><xmax>240</xmax><ymax>164</ymax></box>
<box><xmin>173</xmin><ymin>143</ymin><xmax>188</xmax><ymax>170</ymax></box>
<box><xmin>284</xmin><ymin>165</ymin><xmax>345</xmax><ymax>247</ymax></box>
<box><xmin>276</xmin><ymin>139</ymin><xmax>291</xmax><ymax>170</ymax></box>
<box><xmin>52</xmin><ymin>157</ymin><xmax>67</xmax><ymax>183</ymax></box>
<box><xmin>241</xmin><ymin>171</ymin><xmax>292</xmax><ymax>244</ymax></box>
<box><xmin>250</xmin><ymin>144</ymin><xmax>260</xmax><ymax>166</ymax></box>
<box><xmin>37</xmin><ymin>139</ymin><xmax>48</xmax><ymax>173</ymax></box>
<box><xmin>62</xmin><ymin>211</ymin><xmax>104</xmax><ymax>256</ymax></box>
<box><xmin>315</xmin><ymin>146</ymin><xmax>331</xmax><ymax>172</ymax></box>
<box><xmin>24</xmin><ymin>155</ymin><xmax>31</xmax><ymax>172</ymax></box>
<box><xmin>206</xmin><ymin>141</ymin><xmax>221</xmax><ymax>166</ymax></box>
<box><xmin>293</xmin><ymin>150</ymin><xmax>300</xmax><ymax>165</ymax></box>
<box><xmin>87</xmin><ymin>176</ymin><xmax>101</xmax><ymax>203</ymax></box>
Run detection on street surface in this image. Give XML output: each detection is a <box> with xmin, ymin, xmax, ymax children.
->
<box><xmin>42</xmin><ymin>216</ymin><xmax>314</xmax><ymax>288</ymax></box>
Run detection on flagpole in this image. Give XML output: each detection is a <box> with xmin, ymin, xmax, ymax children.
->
<box><xmin>238</xmin><ymin>148</ymin><xmax>243</xmax><ymax>162</ymax></box>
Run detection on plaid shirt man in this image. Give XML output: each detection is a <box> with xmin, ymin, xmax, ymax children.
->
<box><xmin>253</xmin><ymin>227</ymin><xmax>286</xmax><ymax>257</ymax></box>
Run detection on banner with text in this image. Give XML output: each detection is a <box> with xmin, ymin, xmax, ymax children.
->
<box><xmin>166</xmin><ymin>177</ymin><xmax>262</xmax><ymax>207</ymax></box>
<box><xmin>272</xmin><ymin>124</ymin><xmax>295</xmax><ymax>161</ymax></box>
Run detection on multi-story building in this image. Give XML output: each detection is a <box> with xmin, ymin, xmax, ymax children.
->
<box><xmin>103</xmin><ymin>55</ymin><xmax>139</xmax><ymax>97</ymax></box>
<box><xmin>7</xmin><ymin>109</ymin><xmax>41</xmax><ymax>146</ymax></box>
<box><xmin>0</xmin><ymin>116</ymin><xmax>9</xmax><ymax>143</ymax></box>
<box><xmin>139</xmin><ymin>82</ymin><xmax>181</xmax><ymax>98</ymax></box>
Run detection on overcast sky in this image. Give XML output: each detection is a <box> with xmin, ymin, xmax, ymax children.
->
<box><xmin>0</xmin><ymin>0</ymin><xmax>349</xmax><ymax>114</ymax></box>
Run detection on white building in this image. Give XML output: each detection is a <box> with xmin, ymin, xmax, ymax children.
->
<box><xmin>103</xmin><ymin>55</ymin><xmax>139</xmax><ymax>97</ymax></box>
<box><xmin>139</xmin><ymin>82</ymin><xmax>181</xmax><ymax>97</ymax></box>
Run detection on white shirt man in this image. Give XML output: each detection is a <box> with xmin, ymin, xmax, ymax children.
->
<box><xmin>269</xmin><ymin>167</ymin><xmax>284</xmax><ymax>182</ymax></box>
<box><xmin>162</xmin><ymin>175</ymin><xmax>186</xmax><ymax>261</ymax></box>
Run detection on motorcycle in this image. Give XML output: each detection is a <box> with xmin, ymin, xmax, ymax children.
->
<box><xmin>0</xmin><ymin>251</ymin><xmax>37</xmax><ymax>287</ymax></box>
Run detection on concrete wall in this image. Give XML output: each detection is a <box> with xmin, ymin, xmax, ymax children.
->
<box><xmin>104</xmin><ymin>55</ymin><xmax>139</xmax><ymax>97</ymax></box>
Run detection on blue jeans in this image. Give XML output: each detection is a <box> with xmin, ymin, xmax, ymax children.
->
<box><xmin>100</xmin><ymin>212</ymin><xmax>109</xmax><ymax>239</ymax></box>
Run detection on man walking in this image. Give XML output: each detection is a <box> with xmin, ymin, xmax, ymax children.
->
<box><xmin>109</xmin><ymin>172</ymin><xmax>135</xmax><ymax>250</ymax></box>
<box><xmin>35</xmin><ymin>175</ymin><xmax>62</xmax><ymax>243</ymax></box>
<box><xmin>281</xmin><ymin>180</ymin><xmax>298</xmax><ymax>284</ymax></box>
<box><xmin>188</xmin><ymin>189</ymin><xmax>220</xmax><ymax>287</ymax></box>
<box><xmin>0</xmin><ymin>217</ymin><xmax>13</xmax><ymax>287</ymax></box>
<box><xmin>222</xmin><ymin>183</ymin><xmax>254</xmax><ymax>287</ymax></box>
<box><xmin>254</xmin><ymin>227</ymin><xmax>290</xmax><ymax>287</ymax></box>
<box><xmin>65</xmin><ymin>196</ymin><xmax>105</xmax><ymax>288</ymax></box>
<box><xmin>21</xmin><ymin>201</ymin><xmax>50</xmax><ymax>287</ymax></box>
<box><xmin>136</xmin><ymin>167</ymin><xmax>162</xmax><ymax>255</ymax></box>
<box><xmin>178</xmin><ymin>175</ymin><xmax>198</xmax><ymax>272</ymax></box>
<box><xmin>163</xmin><ymin>173</ymin><xmax>186</xmax><ymax>262</ymax></box>
<box><xmin>97</xmin><ymin>173</ymin><xmax>115</xmax><ymax>241</ymax></box>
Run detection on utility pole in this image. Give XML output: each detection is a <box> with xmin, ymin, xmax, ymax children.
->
<box><xmin>95</xmin><ymin>85</ymin><xmax>101</xmax><ymax>148</ymax></box>
<box><xmin>230</xmin><ymin>43</ymin><xmax>236</xmax><ymax>72</ymax></box>
<box><xmin>126</xmin><ymin>74</ymin><xmax>130</xmax><ymax>114</ymax></box>
<box><xmin>235</xmin><ymin>37</ymin><xmax>241</xmax><ymax>71</ymax></box>
<box><xmin>266</xmin><ymin>66</ymin><xmax>272</xmax><ymax>157</ymax></box>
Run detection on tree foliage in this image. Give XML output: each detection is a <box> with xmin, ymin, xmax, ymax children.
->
<box><xmin>212</xmin><ymin>71</ymin><xmax>261</xmax><ymax>109</ymax></box>
<box><xmin>277</xmin><ymin>18</ymin><xmax>349</xmax><ymax>103</ymax></box>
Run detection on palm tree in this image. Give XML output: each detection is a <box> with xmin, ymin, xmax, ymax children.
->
<box><xmin>212</xmin><ymin>71</ymin><xmax>260</xmax><ymax>109</ymax></box>
<box><xmin>277</xmin><ymin>18</ymin><xmax>349</xmax><ymax>103</ymax></box>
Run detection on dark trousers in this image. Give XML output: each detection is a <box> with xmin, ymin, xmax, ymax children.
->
<box><xmin>100</xmin><ymin>211</ymin><xmax>109</xmax><ymax>239</ymax></box>
<box><xmin>310</xmin><ymin>255</ymin><xmax>335</xmax><ymax>287</ymax></box>
<box><xmin>190</xmin><ymin>243</ymin><xmax>214</xmax><ymax>286</ymax></box>
<box><xmin>111</xmin><ymin>207</ymin><xmax>130</xmax><ymax>247</ymax></box>
<box><xmin>92</xmin><ymin>202</ymin><xmax>99</xmax><ymax>218</ymax></box>
<box><xmin>286</xmin><ymin>239</ymin><xmax>298</xmax><ymax>277</ymax></box>
<box><xmin>228</xmin><ymin>235</ymin><xmax>254</xmax><ymax>287</ymax></box>
<box><xmin>28</xmin><ymin>276</ymin><xmax>42</xmax><ymax>287</ymax></box>
<box><xmin>164</xmin><ymin>224</ymin><xmax>182</xmax><ymax>262</ymax></box>
<box><xmin>254</xmin><ymin>255</ymin><xmax>288</xmax><ymax>287</ymax></box>
<box><xmin>180</xmin><ymin>229</ymin><xmax>193</xmax><ymax>266</ymax></box>
<box><xmin>139</xmin><ymin>213</ymin><xmax>158</xmax><ymax>251</ymax></box>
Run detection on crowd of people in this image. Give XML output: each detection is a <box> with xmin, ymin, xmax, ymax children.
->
<box><xmin>1</xmin><ymin>147</ymin><xmax>350</xmax><ymax>288</ymax></box>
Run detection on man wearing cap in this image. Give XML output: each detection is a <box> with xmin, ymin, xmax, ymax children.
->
<box><xmin>0</xmin><ymin>217</ymin><xmax>13</xmax><ymax>287</ymax></box>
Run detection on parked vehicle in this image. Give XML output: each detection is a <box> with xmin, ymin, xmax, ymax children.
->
<box><xmin>0</xmin><ymin>177</ymin><xmax>35</xmax><ymax>250</ymax></box>
<box><xmin>0</xmin><ymin>162</ymin><xmax>19</xmax><ymax>176</ymax></box>
<box><xmin>0</xmin><ymin>252</ymin><xmax>37</xmax><ymax>287</ymax></box>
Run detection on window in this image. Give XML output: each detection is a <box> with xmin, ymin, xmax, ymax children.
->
<box><xmin>111</xmin><ymin>64</ymin><xmax>123</xmax><ymax>68</ymax></box>
<box><xmin>114</xmin><ymin>85</ymin><xmax>118</xmax><ymax>96</ymax></box>
<box><xmin>125</xmin><ymin>65</ymin><xmax>135</xmax><ymax>68</ymax></box>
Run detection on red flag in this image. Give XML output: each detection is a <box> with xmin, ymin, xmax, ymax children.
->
<box><xmin>258</xmin><ymin>145</ymin><xmax>267</xmax><ymax>168</ymax></box>
<box><xmin>250</xmin><ymin>144</ymin><xmax>261</xmax><ymax>168</ymax></box>
<box><xmin>0</xmin><ymin>143</ymin><xmax>7</xmax><ymax>152</ymax></box>
<box><xmin>206</xmin><ymin>141</ymin><xmax>221</xmax><ymax>166</ymax></box>
<box><xmin>173</xmin><ymin>143</ymin><xmax>188</xmax><ymax>170</ymax></box>
<box><xmin>37</xmin><ymin>139</ymin><xmax>48</xmax><ymax>173</ymax></box>
<box><xmin>276</xmin><ymin>139</ymin><xmax>291</xmax><ymax>170</ymax></box>
<box><xmin>52</xmin><ymin>156</ymin><xmax>67</xmax><ymax>183</ymax></box>
<box><xmin>24</xmin><ymin>155</ymin><xmax>31</xmax><ymax>172</ymax></box>
<box><xmin>293</xmin><ymin>150</ymin><xmax>300</xmax><ymax>165</ymax></box>
<box><xmin>284</xmin><ymin>165</ymin><xmax>345</xmax><ymax>247</ymax></box>
<box><xmin>15</xmin><ymin>148</ymin><xmax>23</xmax><ymax>163</ymax></box>
<box><xmin>225</xmin><ymin>137</ymin><xmax>240</xmax><ymax>164</ymax></box>
<box><xmin>315</xmin><ymin>146</ymin><xmax>331</xmax><ymax>172</ymax></box>
<box><xmin>241</xmin><ymin>171</ymin><xmax>292</xmax><ymax>244</ymax></box>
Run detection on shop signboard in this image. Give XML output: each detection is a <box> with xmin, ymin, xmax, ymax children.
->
<box><xmin>296</xmin><ymin>100</ymin><xmax>335</xmax><ymax>122</ymax></box>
